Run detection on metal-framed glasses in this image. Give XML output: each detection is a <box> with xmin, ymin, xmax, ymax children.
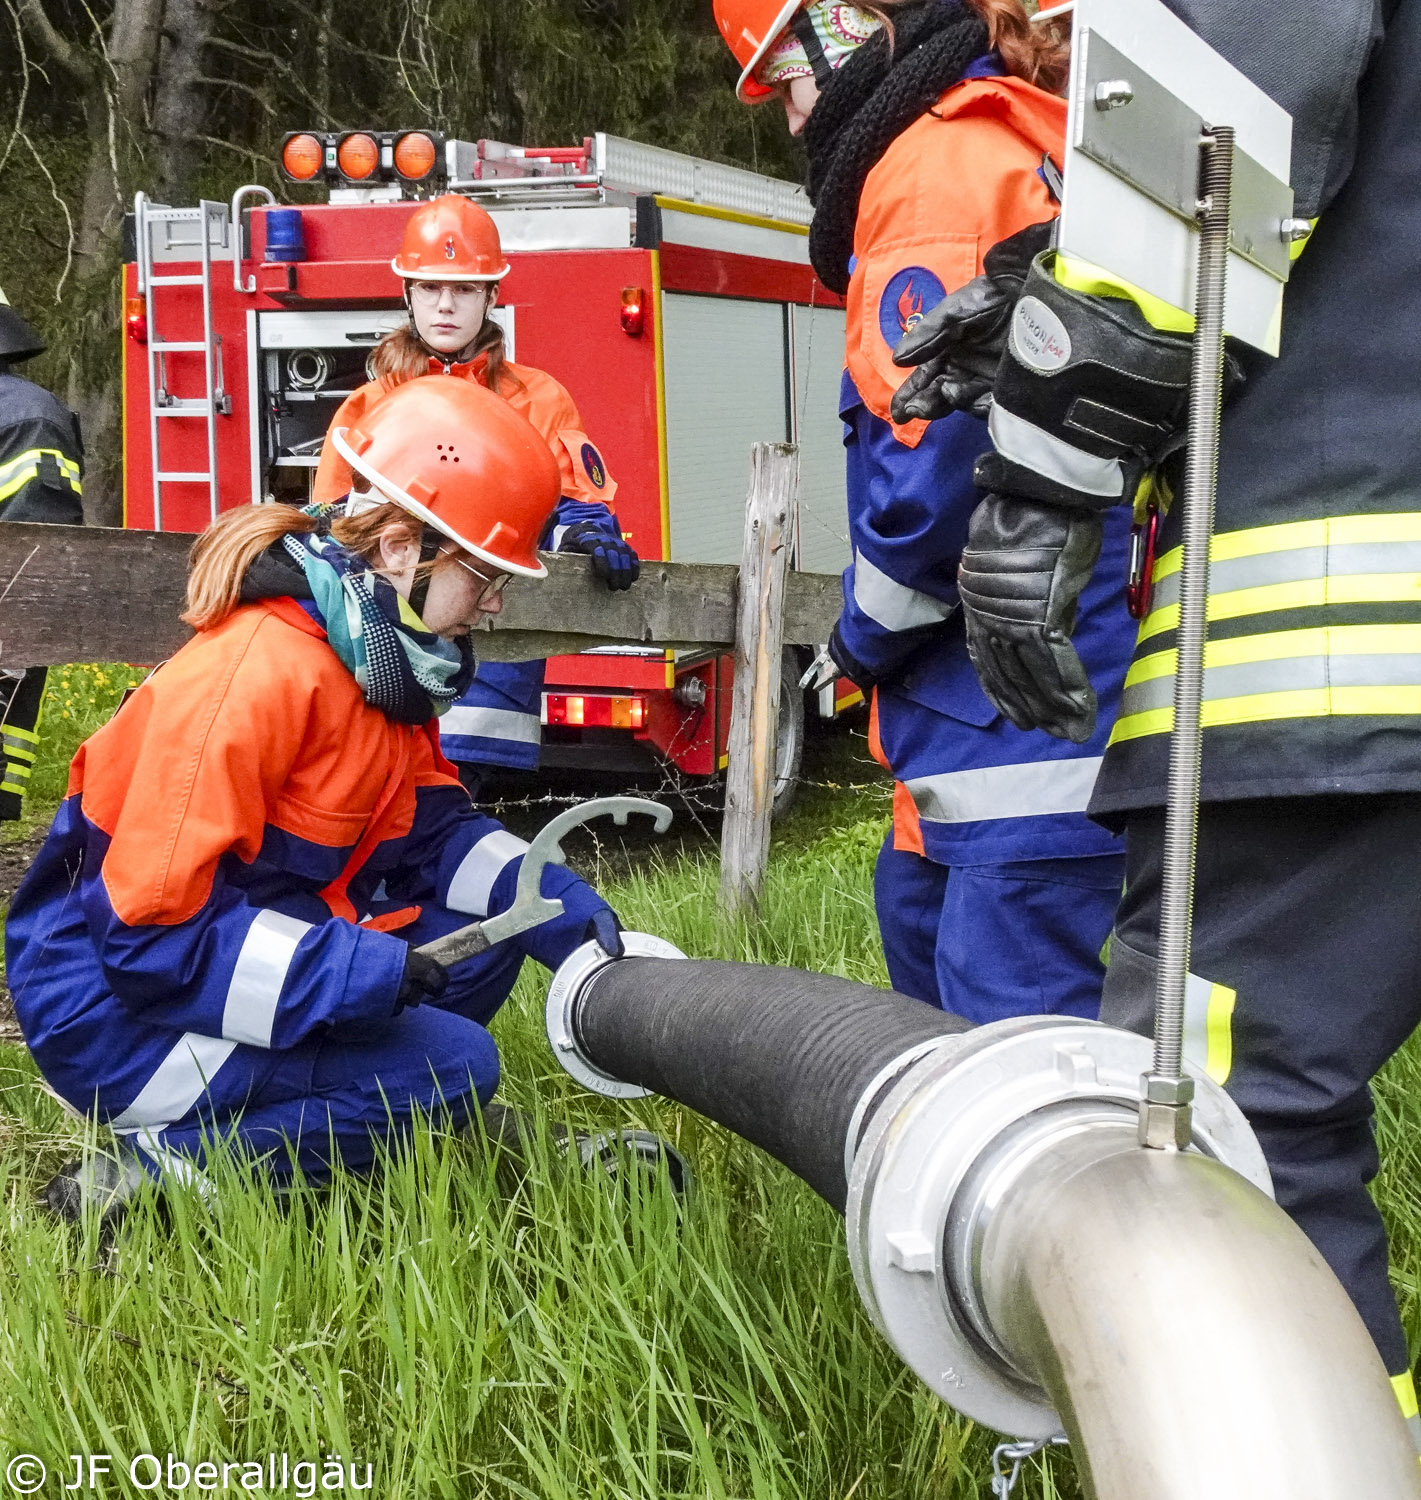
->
<box><xmin>440</xmin><ymin>547</ymin><xmax>511</xmax><ymax>606</ymax></box>
<box><xmin>408</xmin><ymin>280</ymin><xmax>491</xmax><ymax>306</ymax></box>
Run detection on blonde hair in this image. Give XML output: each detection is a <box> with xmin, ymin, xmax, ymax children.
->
<box><xmin>368</xmin><ymin>320</ymin><xmax>524</xmax><ymax>397</ymax></box>
<box><xmin>183</xmin><ymin>499</ymin><xmax>451</xmax><ymax>631</ymax></box>
<box><xmin>864</xmin><ymin>0</ymin><xmax>1070</xmax><ymax>94</ymax></box>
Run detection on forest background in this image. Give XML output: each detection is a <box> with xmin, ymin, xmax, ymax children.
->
<box><xmin>1</xmin><ymin>0</ymin><xmax>802</xmax><ymax>526</ymax></box>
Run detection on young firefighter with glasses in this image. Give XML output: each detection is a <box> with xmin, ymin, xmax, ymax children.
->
<box><xmin>7</xmin><ymin>377</ymin><xmax>630</xmax><ymax>1203</ymax></box>
<box><xmin>314</xmin><ymin>195</ymin><xmax>638</xmax><ymax>787</ymax></box>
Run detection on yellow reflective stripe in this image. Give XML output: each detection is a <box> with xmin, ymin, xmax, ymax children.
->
<box><xmin>1</xmin><ymin>761</ymin><xmax>32</xmax><ymax>781</ymax></box>
<box><xmin>0</xmin><ymin>780</ymin><xmax>27</xmax><ymax>798</ymax></box>
<box><xmin>1053</xmin><ymin>253</ymin><xmax>1196</xmax><ymax>334</ymax></box>
<box><xmin>1151</xmin><ymin>514</ymin><xmax>1421</xmax><ymax>588</ymax></box>
<box><xmin>1115</xmin><ymin>624</ymin><xmax>1421</xmax><ymax>741</ymax></box>
<box><xmin>1</xmin><ymin>721</ymin><xmax>39</xmax><ymax>744</ymax></box>
<box><xmin>1289</xmin><ymin>218</ymin><xmax>1318</xmax><ymax>263</ymax></box>
<box><xmin>1138</xmin><ymin>575</ymin><xmax>1421</xmax><ymax>644</ymax></box>
<box><xmin>1112</xmin><ymin>685</ymin><xmax>1421</xmax><ymax>743</ymax></box>
<box><xmin>1181</xmin><ymin>972</ymin><xmax>1235</xmax><ymax>1085</ymax></box>
<box><xmin>1204</xmin><ymin>983</ymin><xmax>1235</xmax><ymax>1084</ymax></box>
<box><xmin>0</xmin><ymin>447</ymin><xmax>82</xmax><ymax>503</ymax></box>
<box><xmin>1395</xmin><ymin>1372</ymin><xmax>1420</xmax><ymax>1422</ymax></box>
<box><xmin>0</xmin><ymin>464</ymin><xmax>40</xmax><ymax>504</ymax></box>
<box><xmin>1</xmin><ymin>741</ymin><xmax>36</xmax><ymax>764</ymax></box>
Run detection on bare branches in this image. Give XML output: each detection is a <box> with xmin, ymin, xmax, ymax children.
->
<box><xmin>14</xmin><ymin>0</ymin><xmax>92</xmax><ymax>83</ymax></box>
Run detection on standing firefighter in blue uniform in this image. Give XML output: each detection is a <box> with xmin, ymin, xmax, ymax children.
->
<box><xmin>894</xmin><ymin>0</ymin><xmax>1421</xmax><ymax>1437</ymax></box>
<box><xmin>314</xmin><ymin>195</ymin><xmax>638</xmax><ymax>786</ymax></box>
<box><xmin>714</xmin><ymin>0</ymin><xmax>1143</xmax><ymax>1023</ymax></box>
<box><xmin>0</xmin><ymin>288</ymin><xmax>84</xmax><ymax>819</ymax></box>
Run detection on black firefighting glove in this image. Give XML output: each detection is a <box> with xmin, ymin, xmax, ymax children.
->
<box><xmin>890</xmin><ymin>220</ymin><xmax>1055</xmax><ymax>424</ymax></box>
<box><xmin>396</xmin><ymin>948</ymin><xmax>449</xmax><ymax>1011</ymax></box>
<box><xmin>558</xmin><ymin>523</ymin><xmax>640</xmax><ymax>592</ymax></box>
<box><xmin>957</xmin><ymin>497</ymin><xmax>1104</xmax><ymax>744</ymax></box>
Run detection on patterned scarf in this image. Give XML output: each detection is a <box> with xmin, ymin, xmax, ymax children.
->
<box><xmin>756</xmin><ymin>2</ymin><xmax>882</xmax><ymax>90</ymax></box>
<box><xmin>275</xmin><ymin>515</ymin><xmax>475</xmax><ymax>725</ymax></box>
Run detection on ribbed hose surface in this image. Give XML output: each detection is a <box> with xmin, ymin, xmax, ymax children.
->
<box><xmin>575</xmin><ymin>958</ymin><xmax>972</xmax><ymax>1211</ymax></box>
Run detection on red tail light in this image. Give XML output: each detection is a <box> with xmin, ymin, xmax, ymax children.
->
<box><xmin>125</xmin><ymin>296</ymin><xmax>147</xmax><ymax>344</ymax></box>
<box><xmin>544</xmin><ymin>694</ymin><xmax>647</xmax><ymax>729</ymax></box>
<box><xmin>620</xmin><ymin>287</ymin><xmax>645</xmax><ymax>337</ymax></box>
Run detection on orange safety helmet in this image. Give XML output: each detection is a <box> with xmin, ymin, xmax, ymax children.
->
<box><xmin>1030</xmin><ymin>0</ymin><xmax>1074</xmax><ymax>22</ymax></box>
<box><xmin>390</xmin><ymin>194</ymin><xmax>511</xmax><ymax>283</ymax></box>
<box><xmin>714</xmin><ymin>0</ymin><xmax>805</xmax><ymax>102</ymax></box>
<box><xmin>331</xmin><ymin>375</ymin><xmax>559</xmax><ymax>577</ymax></box>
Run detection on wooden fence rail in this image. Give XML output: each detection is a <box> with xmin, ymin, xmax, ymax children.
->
<box><xmin>0</xmin><ymin>523</ymin><xmax>843</xmax><ymax>668</ymax></box>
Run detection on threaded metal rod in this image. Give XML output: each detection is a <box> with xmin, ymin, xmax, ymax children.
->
<box><xmin>1143</xmin><ymin>129</ymin><xmax>1235</xmax><ymax>1142</ymax></box>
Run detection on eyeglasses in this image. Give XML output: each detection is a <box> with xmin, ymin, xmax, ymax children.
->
<box><xmin>440</xmin><ymin>547</ymin><xmax>511</xmax><ymax>606</ymax></box>
<box><xmin>408</xmin><ymin>281</ymin><xmax>491</xmax><ymax>305</ymax></box>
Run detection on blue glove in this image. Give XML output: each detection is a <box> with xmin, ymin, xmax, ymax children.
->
<box><xmin>584</xmin><ymin>907</ymin><xmax>625</xmax><ymax>959</ymax></box>
<box><xmin>558</xmin><ymin>522</ymin><xmax>640</xmax><ymax>592</ymax></box>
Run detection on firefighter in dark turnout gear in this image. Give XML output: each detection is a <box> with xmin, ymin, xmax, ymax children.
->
<box><xmin>894</xmin><ymin>0</ymin><xmax>1421</xmax><ymax>1440</ymax></box>
<box><xmin>0</xmin><ymin>290</ymin><xmax>83</xmax><ymax>820</ymax></box>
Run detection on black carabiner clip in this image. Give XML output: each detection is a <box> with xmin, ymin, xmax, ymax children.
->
<box><xmin>1127</xmin><ymin>500</ymin><xmax>1161</xmax><ymax>620</ymax></box>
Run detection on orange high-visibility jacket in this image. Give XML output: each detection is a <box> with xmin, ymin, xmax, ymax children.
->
<box><xmin>844</xmin><ymin>75</ymin><xmax>1065</xmax><ymax>448</ymax></box>
<box><xmin>313</xmin><ymin>352</ymin><xmax>618</xmax><ymax>511</ymax></box>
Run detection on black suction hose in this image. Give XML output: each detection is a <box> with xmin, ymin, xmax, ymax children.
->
<box><xmin>574</xmin><ymin>958</ymin><xmax>972</xmax><ymax>1210</ymax></box>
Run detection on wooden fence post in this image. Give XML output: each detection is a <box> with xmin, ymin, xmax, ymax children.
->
<box><xmin>720</xmin><ymin>442</ymin><xmax>798</xmax><ymax>917</ymax></box>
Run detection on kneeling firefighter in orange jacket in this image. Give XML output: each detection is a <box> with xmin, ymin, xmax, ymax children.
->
<box><xmin>6</xmin><ymin>378</ymin><xmax>627</xmax><ymax>1186</ymax></box>
<box><xmin>314</xmin><ymin>196</ymin><xmax>638</xmax><ymax>781</ymax></box>
<box><xmin>715</xmin><ymin>0</ymin><xmax>1146</xmax><ymax>1021</ymax></box>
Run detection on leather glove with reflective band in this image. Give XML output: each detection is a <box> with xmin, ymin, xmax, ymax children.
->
<box><xmin>958</xmin><ymin>495</ymin><xmax>1104</xmax><ymax>744</ymax></box>
<box><xmin>558</xmin><ymin>522</ymin><xmax>641</xmax><ymax>592</ymax></box>
<box><xmin>396</xmin><ymin>948</ymin><xmax>449</xmax><ymax>1012</ymax></box>
<box><xmin>974</xmin><ymin>253</ymin><xmax>1198</xmax><ymax>514</ymax></box>
<box><xmin>890</xmin><ymin>220</ymin><xmax>1056</xmax><ymax>424</ymax></box>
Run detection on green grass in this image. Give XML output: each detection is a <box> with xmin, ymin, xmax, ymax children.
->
<box><xmin>0</xmin><ymin>668</ymin><xmax>1415</xmax><ymax>1498</ymax></box>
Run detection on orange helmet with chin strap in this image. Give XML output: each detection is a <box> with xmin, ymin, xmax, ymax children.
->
<box><xmin>391</xmin><ymin>195</ymin><xmax>511</xmax><ymax>283</ymax></box>
<box><xmin>331</xmin><ymin>376</ymin><xmax>559</xmax><ymax>578</ymax></box>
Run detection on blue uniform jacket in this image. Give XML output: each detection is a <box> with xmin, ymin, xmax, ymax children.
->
<box><xmin>439</xmin><ymin>497</ymin><xmax>627</xmax><ymax>771</ymax></box>
<box><xmin>838</xmin><ymin>369</ymin><xmax>1135</xmax><ymax>866</ymax></box>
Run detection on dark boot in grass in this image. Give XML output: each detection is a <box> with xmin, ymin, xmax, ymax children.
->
<box><xmin>480</xmin><ymin>1103</ymin><xmax>692</xmax><ymax>1200</ymax></box>
<box><xmin>42</xmin><ymin>1151</ymin><xmax>148</xmax><ymax>1228</ymax></box>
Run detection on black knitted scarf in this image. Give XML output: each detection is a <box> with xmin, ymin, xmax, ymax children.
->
<box><xmin>803</xmin><ymin>0</ymin><xmax>989</xmax><ymax>294</ymax></box>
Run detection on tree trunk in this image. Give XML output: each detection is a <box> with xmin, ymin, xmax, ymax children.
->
<box><xmin>151</xmin><ymin>0</ymin><xmax>215</xmax><ymax>204</ymax></box>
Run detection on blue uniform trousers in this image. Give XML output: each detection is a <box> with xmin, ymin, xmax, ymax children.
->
<box><xmin>874</xmin><ymin>838</ymin><xmax>1123</xmax><ymax>1024</ymax></box>
<box><xmin>124</xmin><ymin>902</ymin><xmax>523</xmax><ymax>1183</ymax></box>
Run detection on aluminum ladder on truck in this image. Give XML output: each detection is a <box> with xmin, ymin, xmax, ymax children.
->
<box><xmin>132</xmin><ymin>193</ymin><xmax>232</xmax><ymax>528</ymax></box>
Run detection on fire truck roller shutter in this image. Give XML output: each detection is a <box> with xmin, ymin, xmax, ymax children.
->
<box><xmin>661</xmin><ymin>293</ymin><xmax>790</xmax><ymax>565</ymax></box>
<box><xmin>788</xmin><ymin>301</ymin><xmax>851</xmax><ymax>576</ymax></box>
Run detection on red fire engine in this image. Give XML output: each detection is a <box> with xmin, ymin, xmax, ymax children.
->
<box><xmin>121</xmin><ymin>131</ymin><xmax>859</xmax><ymax>798</ymax></box>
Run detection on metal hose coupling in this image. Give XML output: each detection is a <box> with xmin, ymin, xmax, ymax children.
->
<box><xmin>843</xmin><ymin>1015</ymin><xmax>1268</xmax><ymax>1438</ymax></box>
<box><xmin>545</xmin><ymin>933</ymin><xmax>688</xmax><ymax>1098</ymax></box>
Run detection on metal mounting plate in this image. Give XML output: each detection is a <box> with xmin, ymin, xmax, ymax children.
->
<box><xmin>1059</xmin><ymin>0</ymin><xmax>1294</xmax><ymax>353</ymax></box>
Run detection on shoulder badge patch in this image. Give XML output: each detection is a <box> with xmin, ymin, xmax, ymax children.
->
<box><xmin>878</xmin><ymin>266</ymin><xmax>947</xmax><ymax>348</ymax></box>
<box><xmin>580</xmin><ymin>442</ymin><xmax>607</xmax><ymax>489</ymax></box>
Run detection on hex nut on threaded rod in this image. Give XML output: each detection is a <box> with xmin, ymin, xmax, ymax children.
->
<box><xmin>1138</xmin><ymin>1072</ymin><xmax>1196</xmax><ymax>1151</ymax></box>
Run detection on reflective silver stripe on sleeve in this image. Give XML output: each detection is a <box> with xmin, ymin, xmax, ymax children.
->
<box><xmin>852</xmin><ymin>553</ymin><xmax>955</xmax><ymax>632</ymax></box>
<box><xmin>222</xmin><ymin>909</ymin><xmax>313</xmax><ymax>1048</ymax></box>
<box><xmin>905</xmin><ymin>756</ymin><xmax>1104</xmax><ymax>824</ymax></box>
<box><xmin>439</xmin><ymin>706</ymin><xmax>543</xmax><ymax>744</ymax></box>
<box><xmin>550</xmin><ymin>523</ymin><xmax>570</xmax><ymax>550</ymax></box>
<box><xmin>987</xmin><ymin>403</ymin><xmax>1125</xmax><ymax>500</ymax></box>
<box><xmin>1118</xmin><ymin>650</ymin><xmax>1421</xmax><ymax>720</ymax></box>
<box><xmin>1148</xmin><ymin>540</ymin><xmax>1421</xmax><ymax>617</ymax></box>
<box><xmin>447</xmin><ymin>829</ymin><xmax>530</xmax><ymax>917</ymax></box>
<box><xmin>110</xmin><ymin>1032</ymin><xmax>237</xmax><ymax>1129</ymax></box>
